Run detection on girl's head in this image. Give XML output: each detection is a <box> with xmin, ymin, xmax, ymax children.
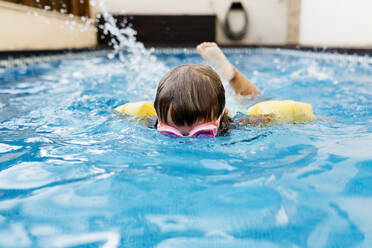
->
<box><xmin>154</xmin><ymin>64</ymin><xmax>227</xmax><ymax>137</ymax></box>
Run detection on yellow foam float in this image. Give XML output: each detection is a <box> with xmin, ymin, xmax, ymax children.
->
<box><xmin>242</xmin><ymin>100</ymin><xmax>315</xmax><ymax>124</ymax></box>
<box><xmin>114</xmin><ymin>101</ymin><xmax>157</xmax><ymax>117</ymax></box>
<box><xmin>114</xmin><ymin>100</ymin><xmax>315</xmax><ymax>124</ymax></box>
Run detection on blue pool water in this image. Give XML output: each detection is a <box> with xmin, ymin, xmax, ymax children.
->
<box><xmin>0</xmin><ymin>48</ymin><xmax>372</xmax><ymax>247</ymax></box>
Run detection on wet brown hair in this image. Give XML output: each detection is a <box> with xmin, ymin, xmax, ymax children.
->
<box><xmin>154</xmin><ymin>64</ymin><xmax>228</xmax><ymax>130</ymax></box>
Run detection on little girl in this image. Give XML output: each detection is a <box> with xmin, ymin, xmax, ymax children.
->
<box><xmin>116</xmin><ymin>42</ymin><xmax>314</xmax><ymax>137</ymax></box>
<box><xmin>154</xmin><ymin>42</ymin><xmax>268</xmax><ymax>138</ymax></box>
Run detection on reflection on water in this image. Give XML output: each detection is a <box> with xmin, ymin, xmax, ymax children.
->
<box><xmin>0</xmin><ymin>49</ymin><xmax>372</xmax><ymax>247</ymax></box>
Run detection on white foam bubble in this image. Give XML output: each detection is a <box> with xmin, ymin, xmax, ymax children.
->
<box><xmin>0</xmin><ymin>162</ymin><xmax>52</xmax><ymax>189</ymax></box>
<box><xmin>276</xmin><ymin>206</ymin><xmax>288</xmax><ymax>226</ymax></box>
<box><xmin>200</xmin><ymin>159</ymin><xmax>236</xmax><ymax>171</ymax></box>
<box><xmin>266</xmin><ymin>174</ymin><xmax>276</xmax><ymax>184</ymax></box>
<box><xmin>52</xmin><ymin>189</ymin><xmax>108</xmax><ymax>207</ymax></box>
<box><xmin>0</xmin><ymin>143</ymin><xmax>22</xmax><ymax>153</ymax></box>
<box><xmin>0</xmin><ymin>223</ymin><xmax>31</xmax><ymax>247</ymax></box>
<box><xmin>25</xmin><ymin>137</ymin><xmax>53</xmax><ymax>143</ymax></box>
<box><xmin>0</xmin><ymin>215</ymin><xmax>5</xmax><ymax>224</ymax></box>
<box><xmin>30</xmin><ymin>225</ymin><xmax>59</xmax><ymax>236</ymax></box>
<box><xmin>44</xmin><ymin>231</ymin><xmax>120</xmax><ymax>248</ymax></box>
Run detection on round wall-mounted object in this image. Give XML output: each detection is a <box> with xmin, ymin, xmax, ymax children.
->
<box><xmin>223</xmin><ymin>2</ymin><xmax>249</xmax><ymax>41</ymax></box>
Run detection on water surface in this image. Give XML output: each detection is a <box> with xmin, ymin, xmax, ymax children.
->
<box><xmin>0</xmin><ymin>49</ymin><xmax>371</xmax><ymax>247</ymax></box>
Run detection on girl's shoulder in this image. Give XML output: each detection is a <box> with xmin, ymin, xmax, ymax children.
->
<box><xmin>146</xmin><ymin>115</ymin><xmax>158</xmax><ymax>129</ymax></box>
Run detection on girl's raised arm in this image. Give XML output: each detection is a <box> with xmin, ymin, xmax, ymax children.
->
<box><xmin>197</xmin><ymin>42</ymin><xmax>260</xmax><ymax>96</ymax></box>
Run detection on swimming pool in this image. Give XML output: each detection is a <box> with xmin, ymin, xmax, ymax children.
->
<box><xmin>0</xmin><ymin>48</ymin><xmax>371</xmax><ymax>247</ymax></box>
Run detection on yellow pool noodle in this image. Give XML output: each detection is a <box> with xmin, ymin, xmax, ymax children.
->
<box><xmin>242</xmin><ymin>100</ymin><xmax>315</xmax><ymax>124</ymax></box>
<box><xmin>114</xmin><ymin>101</ymin><xmax>157</xmax><ymax>117</ymax></box>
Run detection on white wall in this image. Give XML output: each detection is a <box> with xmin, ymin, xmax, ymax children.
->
<box><xmin>93</xmin><ymin>0</ymin><xmax>372</xmax><ymax>48</ymax></box>
<box><xmin>3</xmin><ymin>0</ymin><xmax>371</xmax><ymax>50</ymax></box>
<box><xmin>300</xmin><ymin>0</ymin><xmax>372</xmax><ymax>48</ymax></box>
<box><xmin>91</xmin><ymin>0</ymin><xmax>288</xmax><ymax>46</ymax></box>
<box><xmin>214</xmin><ymin>0</ymin><xmax>287</xmax><ymax>45</ymax></box>
<box><xmin>90</xmin><ymin>0</ymin><xmax>214</xmax><ymax>15</ymax></box>
<box><xmin>0</xmin><ymin>1</ymin><xmax>97</xmax><ymax>51</ymax></box>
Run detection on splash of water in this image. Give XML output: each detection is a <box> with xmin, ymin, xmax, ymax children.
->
<box><xmin>95</xmin><ymin>0</ymin><xmax>168</xmax><ymax>84</ymax></box>
<box><xmin>24</xmin><ymin>0</ymin><xmax>169</xmax><ymax>96</ymax></box>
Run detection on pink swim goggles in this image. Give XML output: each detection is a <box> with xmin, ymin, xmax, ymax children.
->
<box><xmin>157</xmin><ymin>108</ymin><xmax>225</xmax><ymax>138</ymax></box>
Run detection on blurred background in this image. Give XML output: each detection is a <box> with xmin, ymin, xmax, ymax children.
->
<box><xmin>0</xmin><ymin>0</ymin><xmax>372</xmax><ymax>51</ymax></box>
